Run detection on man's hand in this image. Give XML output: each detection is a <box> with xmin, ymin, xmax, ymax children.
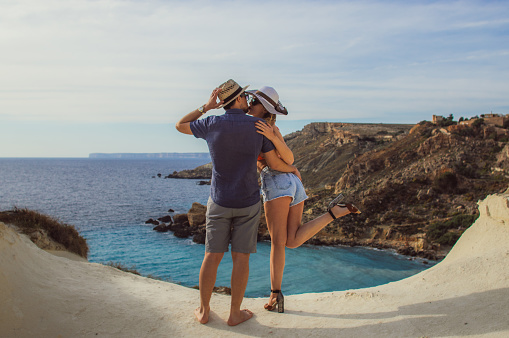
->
<box><xmin>175</xmin><ymin>87</ymin><xmax>224</xmax><ymax>135</ymax></box>
<box><xmin>203</xmin><ymin>87</ymin><xmax>224</xmax><ymax>113</ymax></box>
<box><xmin>292</xmin><ymin>167</ymin><xmax>302</xmax><ymax>181</ymax></box>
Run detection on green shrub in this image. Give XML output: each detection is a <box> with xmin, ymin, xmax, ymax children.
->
<box><xmin>426</xmin><ymin>214</ymin><xmax>479</xmax><ymax>245</ymax></box>
<box><xmin>433</xmin><ymin>172</ymin><xmax>458</xmax><ymax>193</ymax></box>
<box><xmin>436</xmin><ymin>232</ymin><xmax>461</xmax><ymax>246</ymax></box>
<box><xmin>472</xmin><ymin>118</ymin><xmax>485</xmax><ymax>128</ymax></box>
<box><xmin>454</xmin><ymin>163</ymin><xmax>479</xmax><ymax>178</ymax></box>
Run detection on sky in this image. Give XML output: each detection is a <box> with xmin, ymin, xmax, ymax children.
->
<box><xmin>1</xmin><ymin>0</ymin><xmax>508</xmax><ymax>157</ymax></box>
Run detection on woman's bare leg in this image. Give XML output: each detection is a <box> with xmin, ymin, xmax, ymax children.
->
<box><xmin>286</xmin><ymin>204</ymin><xmax>350</xmax><ymax>249</ymax></box>
<box><xmin>264</xmin><ymin>196</ymin><xmax>292</xmax><ymax>305</ymax></box>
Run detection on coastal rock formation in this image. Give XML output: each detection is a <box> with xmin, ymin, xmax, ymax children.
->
<box><xmin>187</xmin><ymin>202</ymin><xmax>206</xmax><ymax>226</ymax></box>
<box><xmin>303</xmin><ymin>121</ymin><xmax>508</xmax><ymax>259</ymax></box>
<box><xmin>165</xmin><ymin>123</ymin><xmax>413</xmax><ymax>186</ymax></box>
<box><xmin>152</xmin><ymin>201</ymin><xmax>272</xmax><ymax>244</ymax></box>
<box><xmin>164</xmin><ymin>121</ymin><xmax>508</xmax><ymax>259</ymax></box>
<box><xmin>166</xmin><ymin>163</ymin><xmax>212</xmax><ymax>179</ymax></box>
<box><xmin>1</xmin><ymin>191</ymin><xmax>508</xmax><ymax>336</ymax></box>
<box><xmin>285</xmin><ymin>122</ymin><xmax>413</xmax><ymax>187</ymax></box>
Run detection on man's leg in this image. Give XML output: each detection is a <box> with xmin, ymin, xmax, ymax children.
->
<box><xmin>195</xmin><ymin>252</ymin><xmax>224</xmax><ymax>324</ymax></box>
<box><xmin>227</xmin><ymin>251</ymin><xmax>253</xmax><ymax>326</ymax></box>
<box><xmin>227</xmin><ymin>201</ymin><xmax>260</xmax><ymax>326</ymax></box>
<box><xmin>196</xmin><ymin>197</ymin><xmax>230</xmax><ymax>323</ymax></box>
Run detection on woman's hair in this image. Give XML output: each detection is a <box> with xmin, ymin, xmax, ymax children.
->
<box><xmin>263</xmin><ymin>111</ymin><xmax>277</xmax><ymax>125</ymax></box>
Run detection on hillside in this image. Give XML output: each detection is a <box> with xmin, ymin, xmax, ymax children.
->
<box><xmin>299</xmin><ymin>121</ymin><xmax>509</xmax><ymax>258</ymax></box>
<box><xmin>168</xmin><ymin>120</ymin><xmax>509</xmax><ymax>258</ymax></box>
<box><xmin>285</xmin><ymin>122</ymin><xmax>413</xmax><ymax>188</ymax></box>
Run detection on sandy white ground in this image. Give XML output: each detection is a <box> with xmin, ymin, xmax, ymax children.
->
<box><xmin>1</xmin><ymin>192</ymin><xmax>509</xmax><ymax>337</ymax></box>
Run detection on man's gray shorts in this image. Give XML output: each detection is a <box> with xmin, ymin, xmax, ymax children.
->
<box><xmin>205</xmin><ymin>197</ymin><xmax>261</xmax><ymax>254</ymax></box>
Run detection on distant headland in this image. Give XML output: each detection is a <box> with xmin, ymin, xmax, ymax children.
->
<box><xmin>88</xmin><ymin>152</ymin><xmax>210</xmax><ymax>159</ymax></box>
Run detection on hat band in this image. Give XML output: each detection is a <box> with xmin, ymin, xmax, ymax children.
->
<box><xmin>255</xmin><ymin>91</ymin><xmax>288</xmax><ymax>115</ymax></box>
<box><xmin>222</xmin><ymin>87</ymin><xmax>243</xmax><ymax>105</ymax></box>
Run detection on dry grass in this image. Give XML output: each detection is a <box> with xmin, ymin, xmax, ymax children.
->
<box><xmin>0</xmin><ymin>207</ymin><xmax>89</xmax><ymax>258</ymax></box>
<box><xmin>105</xmin><ymin>262</ymin><xmax>141</xmax><ymax>275</ymax></box>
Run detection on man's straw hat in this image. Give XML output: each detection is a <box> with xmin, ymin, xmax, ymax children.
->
<box><xmin>218</xmin><ymin>79</ymin><xmax>250</xmax><ymax>108</ymax></box>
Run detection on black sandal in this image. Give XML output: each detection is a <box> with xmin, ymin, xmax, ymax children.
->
<box><xmin>327</xmin><ymin>193</ymin><xmax>361</xmax><ymax>219</ymax></box>
<box><xmin>264</xmin><ymin>290</ymin><xmax>284</xmax><ymax>313</ymax></box>
<box><xmin>327</xmin><ymin>193</ymin><xmax>344</xmax><ymax>212</ymax></box>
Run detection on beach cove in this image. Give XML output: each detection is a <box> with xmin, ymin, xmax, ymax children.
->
<box><xmin>1</xmin><ymin>191</ymin><xmax>508</xmax><ymax>337</ymax></box>
<box><xmin>0</xmin><ymin>158</ymin><xmax>432</xmax><ymax>297</ymax></box>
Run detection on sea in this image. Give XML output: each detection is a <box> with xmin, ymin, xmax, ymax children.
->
<box><xmin>0</xmin><ymin>158</ymin><xmax>434</xmax><ymax>297</ymax></box>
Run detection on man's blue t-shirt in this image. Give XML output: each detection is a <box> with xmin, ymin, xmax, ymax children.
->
<box><xmin>190</xmin><ymin>109</ymin><xmax>275</xmax><ymax>208</ymax></box>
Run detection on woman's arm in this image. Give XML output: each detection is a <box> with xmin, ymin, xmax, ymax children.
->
<box><xmin>263</xmin><ymin>150</ymin><xmax>301</xmax><ymax>180</ymax></box>
<box><xmin>256</xmin><ymin>121</ymin><xmax>294</xmax><ymax>165</ymax></box>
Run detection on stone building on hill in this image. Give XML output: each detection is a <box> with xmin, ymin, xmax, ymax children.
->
<box><xmin>433</xmin><ymin>113</ymin><xmax>507</xmax><ymax>127</ymax></box>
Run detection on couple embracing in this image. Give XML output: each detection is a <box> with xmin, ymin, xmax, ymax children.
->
<box><xmin>175</xmin><ymin>79</ymin><xmax>360</xmax><ymax>326</ymax></box>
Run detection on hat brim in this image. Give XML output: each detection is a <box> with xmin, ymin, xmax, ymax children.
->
<box><xmin>246</xmin><ymin>90</ymin><xmax>287</xmax><ymax>115</ymax></box>
<box><xmin>218</xmin><ymin>85</ymin><xmax>250</xmax><ymax>108</ymax></box>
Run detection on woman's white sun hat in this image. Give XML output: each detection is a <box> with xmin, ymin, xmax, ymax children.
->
<box><xmin>247</xmin><ymin>86</ymin><xmax>288</xmax><ymax>115</ymax></box>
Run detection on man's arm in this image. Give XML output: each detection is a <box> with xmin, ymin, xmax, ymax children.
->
<box><xmin>175</xmin><ymin>87</ymin><xmax>223</xmax><ymax>135</ymax></box>
<box><xmin>264</xmin><ymin>150</ymin><xmax>301</xmax><ymax>180</ymax></box>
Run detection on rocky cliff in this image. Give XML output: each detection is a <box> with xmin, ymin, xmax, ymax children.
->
<box><xmin>167</xmin><ymin>121</ymin><xmax>509</xmax><ymax>259</ymax></box>
<box><xmin>285</xmin><ymin>122</ymin><xmax>413</xmax><ymax>188</ymax></box>
<box><xmin>299</xmin><ymin>121</ymin><xmax>509</xmax><ymax>258</ymax></box>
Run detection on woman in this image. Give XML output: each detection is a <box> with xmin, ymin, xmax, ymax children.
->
<box><xmin>247</xmin><ymin>86</ymin><xmax>360</xmax><ymax>313</ymax></box>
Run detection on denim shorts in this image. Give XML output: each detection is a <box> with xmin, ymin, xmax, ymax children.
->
<box><xmin>260</xmin><ymin>166</ymin><xmax>308</xmax><ymax>207</ymax></box>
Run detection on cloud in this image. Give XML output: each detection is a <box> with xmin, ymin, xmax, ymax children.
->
<box><xmin>1</xmin><ymin>0</ymin><xmax>508</xmax><ymax>128</ymax></box>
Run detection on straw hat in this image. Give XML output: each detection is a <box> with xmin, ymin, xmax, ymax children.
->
<box><xmin>246</xmin><ymin>86</ymin><xmax>288</xmax><ymax>115</ymax></box>
<box><xmin>218</xmin><ymin>79</ymin><xmax>250</xmax><ymax>108</ymax></box>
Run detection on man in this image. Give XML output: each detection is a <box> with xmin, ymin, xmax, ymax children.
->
<box><xmin>175</xmin><ymin>79</ymin><xmax>298</xmax><ymax>326</ymax></box>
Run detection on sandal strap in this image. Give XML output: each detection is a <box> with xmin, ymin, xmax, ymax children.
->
<box><xmin>344</xmin><ymin>204</ymin><xmax>360</xmax><ymax>214</ymax></box>
<box><xmin>328</xmin><ymin>209</ymin><xmax>337</xmax><ymax>220</ymax></box>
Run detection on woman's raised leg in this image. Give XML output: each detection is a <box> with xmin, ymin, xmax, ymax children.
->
<box><xmin>286</xmin><ymin>203</ymin><xmax>350</xmax><ymax>249</ymax></box>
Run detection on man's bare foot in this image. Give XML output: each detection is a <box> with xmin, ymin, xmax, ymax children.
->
<box><xmin>194</xmin><ymin>306</ymin><xmax>210</xmax><ymax>324</ymax></box>
<box><xmin>227</xmin><ymin>309</ymin><xmax>254</xmax><ymax>326</ymax></box>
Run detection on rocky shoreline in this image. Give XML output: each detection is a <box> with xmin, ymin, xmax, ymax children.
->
<box><xmin>154</xmin><ymin>120</ymin><xmax>509</xmax><ymax>261</ymax></box>
<box><xmin>147</xmin><ymin>201</ymin><xmax>441</xmax><ymax>261</ymax></box>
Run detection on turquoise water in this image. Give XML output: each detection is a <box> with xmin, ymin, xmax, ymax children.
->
<box><xmin>0</xmin><ymin>158</ymin><xmax>433</xmax><ymax>297</ymax></box>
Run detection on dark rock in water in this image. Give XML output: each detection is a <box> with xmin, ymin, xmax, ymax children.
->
<box><xmin>197</xmin><ymin>180</ymin><xmax>211</xmax><ymax>185</ymax></box>
<box><xmin>145</xmin><ymin>218</ymin><xmax>159</xmax><ymax>226</ymax></box>
<box><xmin>168</xmin><ymin>209</ymin><xmax>175</xmax><ymax>213</ymax></box>
<box><xmin>188</xmin><ymin>203</ymin><xmax>206</xmax><ymax>227</ymax></box>
<box><xmin>173</xmin><ymin>213</ymin><xmax>188</xmax><ymax>224</ymax></box>
<box><xmin>213</xmin><ymin>286</ymin><xmax>231</xmax><ymax>295</ymax></box>
<box><xmin>397</xmin><ymin>247</ymin><xmax>417</xmax><ymax>256</ymax></box>
<box><xmin>158</xmin><ymin>215</ymin><xmax>173</xmax><ymax>224</ymax></box>
<box><xmin>154</xmin><ymin>203</ymin><xmax>208</xmax><ymax>239</ymax></box>
<box><xmin>192</xmin><ymin>285</ymin><xmax>231</xmax><ymax>295</ymax></box>
<box><xmin>173</xmin><ymin>226</ymin><xmax>193</xmax><ymax>238</ymax></box>
<box><xmin>153</xmin><ymin>224</ymin><xmax>169</xmax><ymax>232</ymax></box>
<box><xmin>167</xmin><ymin>163</ymin><xmax>212</xmax><ymax>179</ymax></box>
<box><xmin>193</xmin><ymin>231</ymin><xmax>206</xmax><ymax>244</ymax></box>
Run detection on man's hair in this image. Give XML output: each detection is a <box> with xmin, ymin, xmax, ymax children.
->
<box><xmin>224</xmin><ymin>100</ymin><xmax>235</xmax><ymax>110</ymax></box>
